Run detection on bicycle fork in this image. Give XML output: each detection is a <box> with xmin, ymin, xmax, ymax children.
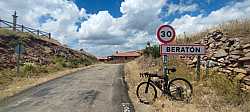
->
<box><xmin>144</xmin><ymin>77</ymin><xmax>151</xmax><ymax>93</ymax></box>
<box><xmin>163</xmin><ymin>76</ymin><xmax>169</xmax><ymax>95</ymax></box>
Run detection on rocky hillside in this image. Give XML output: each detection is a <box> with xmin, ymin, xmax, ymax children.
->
<box><xmin>189</xmin><ymin>30</ymin><xmax>250</xmax><ymax>91</ymax></box>
<box><xmin>0</xmin><ymin>29</ymin><xmax>96</xmax><ymax>70</ymax></box>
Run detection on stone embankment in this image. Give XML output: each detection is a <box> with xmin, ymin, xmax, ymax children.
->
<box><xmin>0</xmin><ymin>34</ymin><xmax>96</xmax><ymax>70</ymax></box>
<box><xmin>189</xmin><ymin>30</ymin><xmax>250</xmax><ymax>91</ymax></box>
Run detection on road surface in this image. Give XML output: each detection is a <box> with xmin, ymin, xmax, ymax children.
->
<box><xmin>0</xmin><ymin>64</ymin><xmax>133</xmax><ymax>112</ymax></box>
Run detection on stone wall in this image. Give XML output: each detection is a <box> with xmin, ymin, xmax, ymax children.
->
<box><xmin>189</xmin><ymin>30</ymin><xmax>250</xmax><ymax>91</ymax></box>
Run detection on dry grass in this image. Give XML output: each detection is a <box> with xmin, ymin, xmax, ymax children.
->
<box><xmin>124</xmin><ymin>56</ymin><xmax>198</xmax><ymax>112</ymax></box>
<box><xmin>0</xmin><ymin>65</ymin><xmax>95</xmax><ymax>100</ymax></box>
<box><xmin>124</xmin><ymin>60</ymin><xmax>156</xmax><ymax>112</ymax></box>
<box><xmin>125</xmin><ymin>56</ymin><xmax>250</xmax><ymax>112</ymax></box>
<box><xmin>176</xmin><ymin>19</ymin><xmax>250</xmax><ymax>44</ymax></box>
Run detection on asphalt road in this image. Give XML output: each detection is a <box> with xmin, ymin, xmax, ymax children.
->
<box><xmin>0</xmin><ymin>64</ymin><xmax>133</xmax><ymax>112</ymax></box>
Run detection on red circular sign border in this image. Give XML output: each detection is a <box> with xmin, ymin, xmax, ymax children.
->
<box><xmin>156</xmin><ymin>24</ymin><xmax>176</xmax><ymax>44</ymax></box>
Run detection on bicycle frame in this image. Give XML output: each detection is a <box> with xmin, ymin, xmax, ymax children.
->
<box><xmin>137</xmin><ymin>68</ymin><xmax>193</xmax><ymax>104</ymax></box>
<box><xmin>145</xmin><ymin>76</ymin><xmax>169</xmax><ymax>94</ymax></box>
<box><xmin>141</xmin><ymin>68</ymin><xmax>176</xmax><ymax>95</ymax></box>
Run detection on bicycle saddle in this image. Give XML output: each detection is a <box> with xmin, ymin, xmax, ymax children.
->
<box><xmin>168</xmin><ymin>67</ymin><xmax>176</xmax><ymax>72</ymax></box>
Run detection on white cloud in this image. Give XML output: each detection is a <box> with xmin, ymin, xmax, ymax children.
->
<box><xmin>1</xmin><ymin>0</ymin><xmax>250</xmax><ymax>56</ymax></box>
<box><xmin>167</xmin><ymin>3</ymin><xmax>199</xmax><ymax>15</ymax></box>
<box><xmin>0</xmin><ymin>0</ymin><xmax>165</xmax><ymax>56</ymax></box>
<box><xmin>77</xmin><ymin>0</ymin><xmax>165</xmax><ymax>55</ymax></box>
<box><xmin>170</xmin><ymin>0</ymin><xmax>250</xmax><ymax>35</ymax></box>
<box><xmin>0</xmin><ymin>0</ymin><xmax>86</xmax><ymax>44</ymax></box>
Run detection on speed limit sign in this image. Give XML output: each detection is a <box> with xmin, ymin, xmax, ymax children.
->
<box><xmin>156</xmin><ymin>25</ymin><xmax>176</xmax><ymax>44</ymax></box>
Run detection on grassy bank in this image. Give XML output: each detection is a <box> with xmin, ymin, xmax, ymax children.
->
<box><xmin>0</xmin><ymin>63</ymin><xmax>96</xmax><ymax>100</ymax></box>
<box><xmin>0</xmin><ymin>56</ymin><xmax>94</xmax><ymax>88</ymax></box>
<box><xmin>0</xmin><ymin>56</ymin><xmax>96</xmax><ymax>100</ymax></box>
<box><xmin>0</xmin><ymin>28</ymin><xmax>97</xmax><ymax>100</ymax></box>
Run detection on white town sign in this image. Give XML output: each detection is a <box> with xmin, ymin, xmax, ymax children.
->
<box><xmin>161</xmin><ymin>44</ymin><xmax>206</xmax><ymax>55</ymax></box>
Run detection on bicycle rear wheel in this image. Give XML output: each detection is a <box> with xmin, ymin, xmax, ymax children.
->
<box><xmin>136</xmin><ymin>82</ymin><xmax>157</xmax><ymax>104</ymax></box>
<box><xmin>167</xmin><ymin>78</ymin><xmax>193</xmax><ymax>101</ymax></box>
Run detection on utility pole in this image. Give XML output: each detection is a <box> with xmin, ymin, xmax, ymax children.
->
<box><xmin>12</xmin><ymin>11</ymin><xmax>18</xmax><ymax>31</ymax></box>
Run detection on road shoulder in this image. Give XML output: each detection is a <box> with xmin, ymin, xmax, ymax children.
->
<box><xmin>0</xmin><ymin>65</ymin><xmax>96</xmax><ymax>101</ymax></box>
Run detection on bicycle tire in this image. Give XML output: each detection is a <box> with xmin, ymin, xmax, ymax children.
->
<box><xmin>136</xmin><ymin>82</ymin><xmax>157</xmax><ymax>104</ymax></box>
<box><xmin>167</xmin><ymin>78</ymin><xmax>193</xmax><ymax>101</ymax></box>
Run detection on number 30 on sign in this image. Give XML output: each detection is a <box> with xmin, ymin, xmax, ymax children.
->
<box><xmin>156</xmin><ymin>25</ymin><xmax>176</xmax><ymax>44</ymax></box>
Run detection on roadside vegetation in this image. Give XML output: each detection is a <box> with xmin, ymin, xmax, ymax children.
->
<box><xmin>0</xmin><ymin>56</ymin><xmax>95</xmax><ymax>100</ymax></box>
<box><xmin>0</xmin><ymin>29</ymin><xmax>96</xmax><ymax>100</ymax></box>
<box><xmin>125</xmin><ymin>19</ymin><xmax>250</xmax><ymax>112</ymax></box>
<box><xmin>125</xmin><ymin>56</ymin><xmax>250</xmax><ymax>112</ymax></box>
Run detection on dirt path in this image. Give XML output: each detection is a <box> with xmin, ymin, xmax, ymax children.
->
<box><xmin>0</xmin><ymin>64</ymin><xmax>133</xmax><ymax>112</ymax></box>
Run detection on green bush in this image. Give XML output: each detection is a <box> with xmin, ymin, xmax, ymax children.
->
<box><xmin>20</xmin><ymin>62</ymin><xmax>38</xmax><ymax>77</ymax></box>
<box><xmin>52</xmin><ymin>56</ymin><xmax>93</xmax><ymax>69</ymax></box>
<box><xmin>143</xmin><ymin>45</ymin><xmax>161</xmax><ymax>58</ymax></box>
<box><xmin>52</xmin><ymin>57</ymin><xmax>67</xmax><ymax>68</ymax></box>
<box><xmin>67</xmin><ymin>58</ymin><xmax>93</xmax><ymax>68</ymax></box>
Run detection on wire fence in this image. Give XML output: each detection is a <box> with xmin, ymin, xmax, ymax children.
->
<box><xmin>0</xmin><ymin>18</ymin><xmax>51</xmax><ymax>38</ymax></box>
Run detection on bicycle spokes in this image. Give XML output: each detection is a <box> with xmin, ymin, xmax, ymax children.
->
<box><xmin>136</xmin><ymin>82</ymin><xmax>157</xmax><ymax>104</ymax></box>
<box><xmin>168</xmin><ymin>78</ymin><xmax>193</xmax><ymax>101</ymax></box>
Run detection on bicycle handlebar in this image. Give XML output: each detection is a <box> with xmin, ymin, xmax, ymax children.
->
<box><xmin>139</xmin><ymin>67</ymin><xmax>176</xmax><ymax>78</ymax></box>
<box><xmin>139</xmin><ymin>72</ymin><xmax>161</xmax><ymax>78</ymax></box>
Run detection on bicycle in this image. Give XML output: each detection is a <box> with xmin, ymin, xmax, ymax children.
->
<box><xmin>136</xmin><ymin>67</ymin><xmax>193</xmax><ymax>104</ymax></box>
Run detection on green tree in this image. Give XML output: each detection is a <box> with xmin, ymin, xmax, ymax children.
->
<box><xmin>143</xmin><ymin>45</ymin><xmax>161</xmax><ymax>58</ymax></box>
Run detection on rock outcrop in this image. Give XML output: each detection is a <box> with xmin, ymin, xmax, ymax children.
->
<box><xmin>0</xmin><ymin>34</ymin><xmax>96</xmax><ymax>70</ymax></box>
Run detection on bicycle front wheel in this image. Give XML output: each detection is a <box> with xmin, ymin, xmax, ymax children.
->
<box><xmin>136</xmin><ymin>82</ymin><xmax>157</xmax><ymax>104</ymax></box>
<box><xmin>168</xmin><ymin>78</ymin><xmax>193</xmax><ymax>101</ymax></box>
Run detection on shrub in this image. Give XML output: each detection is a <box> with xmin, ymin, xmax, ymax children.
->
<box><xmin>20</xmin><ymin>62</ymin><xmax>38</xmax><ymax>78</ymax></box>
<box><xmin>68</xmin><ymin>57</ymin><xmax>93</xmax><ymax>68</ymax></box>
<box><xmin>52</xmin><ymin>56</ymin><xmax>67</xmax><ymax>68</ymax></box>
<box><xmin>143</xmin><ymin>45</ymin><xmax>161</xmax><ymax>58</ymax></box>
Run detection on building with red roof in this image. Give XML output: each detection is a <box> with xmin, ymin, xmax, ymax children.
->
<box><xmin>110</xmin><ymin>50</ymin><xmax>142</xmax><ymax>63</ymax></box>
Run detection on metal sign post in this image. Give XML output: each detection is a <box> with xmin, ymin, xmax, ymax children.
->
<box><xmin>156</xmin><ymin>25</ymin><xmax>176</xmax><ymax>88</ymax></box>
<box><xmin>15</xmin><ymin>41</ymin><xmax>24</xmax><ymax>76</ymax></box>
<box><xmin>16</xmin><ymin>41</ymin><xmax>21</xmax><ymax>76</ymax></box>
<box><xmin>163</xmin><ymin>55</ymin><xmax>168</xmax><ymax>88</ymax></box>
<box><xmin>195</xmin><ymin>55</ymin><xmax>201</xmax><ymax>81</ymax></box>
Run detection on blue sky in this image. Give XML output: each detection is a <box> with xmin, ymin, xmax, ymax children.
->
<box><xmin>74</xmin><ymin>0</ymin><xmax>237</xmax><ymax>23</ymax></box>
<box><xmin>74</xmin><ymin>0</ymin><xmax>124</xmax><ymax>18</ymax></box>
<box><xmin>161</xmin><ymin>0</ymin><xmax>237</xmax><ymax>22</ymax></box>
<box><xmin>0</xmin><ymin>0</ymin><xmax>249</xmax><ymax>56</ymax></box>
